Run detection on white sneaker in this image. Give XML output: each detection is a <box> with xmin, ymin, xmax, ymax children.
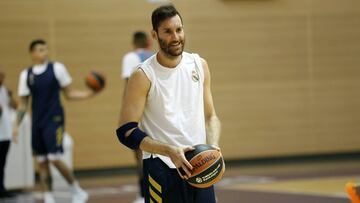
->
<box><xmin>133</xmin><ymin>196</ymin><xmax>145</xmax><ymax>203</ymax></box>
<box><xmin>72</xmin><ymin>189</ymin><xmax>89</xmax><ymax>203</ymax></box>
<box><xmin>70</xmin><ymin>181</ymin><xmax>89</xmax><ymax>203</ymax></box>
<box><xmin>44</xmin><ymin>192</ymin><xmax>56</xmax><ymax>203</ymax></box>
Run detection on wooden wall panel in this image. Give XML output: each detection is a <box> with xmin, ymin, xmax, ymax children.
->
<box><xmin>0</xmin><ymin>0</ymin><xmax>360</xmax><ymax>169</ymax></box>
<box><xmin>310</xmin><ymin>2</ymin><xmax>360</xmax><ymax>152</ymax></box>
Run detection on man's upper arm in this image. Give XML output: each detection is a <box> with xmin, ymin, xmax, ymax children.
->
<box><xmin>57</xmin><ymin>63</ymin><xmax>78</xmax><ymax>99</ymax></box>
<box><xmin>202</xmin><ymin>58</ymin><xmax>217</xmax><ymax>120</ymax></box>
<box><xmin>55</xmin><ymin>62</ymin><xmax>72</xmax><ymax>88</ymax></box>
<box><xmin>18</xmin><ymin>70</ymin><xmax>30</xmax><ymax>97</ymax></box>
<box><xmin>19</xmin><ymin>96</ymin><xmax>29</xmax><ymax>106</ymax></box>
<box><xmin>119</xmin><ymin>68</ymin><xmax>150</xmax><ymax>125</ymax></box>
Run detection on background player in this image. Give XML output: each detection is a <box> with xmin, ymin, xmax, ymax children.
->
<box><xmin>117</xmin><ymin>5</ymin><xmax>221</xmax><ymax>203</ymax></box>
<box><xmin>13</xmin><ymin>39</ymin><xmax>101</xmax><ymax>203</ymax></box>
<box><xmin>120</xmin><ymin>31</ymin><xmax>153</xmax><ymax>203</ymax></box>
<box><xmin>0</xmin><ymin>71</ymin><xmax>17</xmax><ymax>198</ymax></box>
<box><xmin>121</xmin><ymin>31</ymin><xmax>153</xmax><ymax>79</ymax></box>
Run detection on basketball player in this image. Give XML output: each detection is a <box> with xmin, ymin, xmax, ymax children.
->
<box><xmin>121</xmin><ymin>31</ymin><xmax>153</xmax><ymax>203</ymax></box>
<box><xmin>346</xmin><ymin>183</ymin><xmax>360</xmax><ymax>203</ymax></box>
<box><xmin>0</xmin><ymin>71</ymin><xmax>17</xmax><ymax>198</ymax></box>
<box><xmin>122</xmin><ymin>31</ymin><xmax>153</xmax><ymax>79</ymax></box>
<box><xmin>117</xmin><ymin>5</ymin><xmax>221</xmax><ymax>203</ymax></box>
<box><xmin>13</xmin><ymin>39</ymin><xmax>100</xmax><ymax>203</ymax></box>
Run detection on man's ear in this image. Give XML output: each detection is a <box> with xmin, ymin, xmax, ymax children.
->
<box><xmin>151</xmin><ymin>30</ymin><xmax>158</xmax><ymax>41</ymax></box>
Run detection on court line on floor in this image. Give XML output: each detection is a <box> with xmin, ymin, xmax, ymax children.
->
<box><xmin>26</xmin><ymin>184</ymin><xmax>138</xmax><ymax>200</ymax></box>
<box><xmin>217</xmin><ymin>175</ymin><xmax>276</xmax><ymax>187</ymax></box>
<box><xmin>225</xmin><ymin>187</ymin><xmax>349</xmax><ymax>200</ymax></box>
<box><xmin>221</xmin><ymin>175</ymin><xmax>354</xmax><ymax>199</ymax></box>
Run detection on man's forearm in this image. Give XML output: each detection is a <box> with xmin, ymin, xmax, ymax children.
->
<box><xmin>139</xmin><ymin>136</ymin><xmax>173</xmax><ymax>157</ymax></box>
<box><xmin>16</xmin><ymin>107</ymin><xmax>27</xmax><ymax>126</ymax></box>
<box><xmin>16</xmin><ymin>96</ymin><xmax>29</xmax><ymax>126</ymax></box>
<box><xmin>138</xmin><ymin>134</ymin><xmax>194</xmax><ymax>174</ymax></box>
<box><xmin>65</xmin><ymin>90</ymin><xmax>94</xmax><ymax>101</ymax></box>
<box><xmin>206</xmin><ymin>115</ymin><xmax>221</xmax><ymax>146</ymax></box>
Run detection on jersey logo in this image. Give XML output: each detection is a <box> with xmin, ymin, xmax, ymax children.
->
<box><xmin>28</xmin><ymin>73</ymin><xmax>35</xmax><ymax>85</ymax></box>
<box><xmin>192</xmin><ymin>69</ymin><xmax>199</xmax><ymax>82</ymax></box>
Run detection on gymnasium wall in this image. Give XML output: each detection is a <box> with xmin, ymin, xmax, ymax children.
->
<box><xmin>1</xmin><ymin>0</ymin><xmax>360</xmax><ymax>170</ymax></box>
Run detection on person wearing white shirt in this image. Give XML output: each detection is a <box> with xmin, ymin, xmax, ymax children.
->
<box><xmin>121</xmin><ymin>31</ymin><xmax>154</xmax><ymax>80</ymax></box>
<box><xmin>14</xmin><ymin>39</ymin><xmax>101</xmax><ymax>203</ymax></box>
<box><xmin>0</xmin><ymin>71</ymin><xmax>17</xmax><ymax>198</ymax></box>
<box><xmin>120</xmin><ymin>31</ymin><xmax>153</xmax><ymax>203</ymax></box>
<box><xmin>117</xmin><ymin>5</ymin><xmax>221</xmax><ymax>203</ymax></box>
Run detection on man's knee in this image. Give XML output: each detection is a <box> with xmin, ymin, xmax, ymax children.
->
<box><xmin>35</xmin><ymin>155</ymin><xmax>48</xmax><ymax>164</ymax></box>
<box><xmin>46</xmin><ymin>153</ymin><xmax>64</xmax><ymax>166</ymax></box>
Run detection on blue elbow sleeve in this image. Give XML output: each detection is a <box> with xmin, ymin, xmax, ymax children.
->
<box><xmin>116</xmin><ymin>122</ymin><xmax>147</xmax><ymax>150</ymax></box>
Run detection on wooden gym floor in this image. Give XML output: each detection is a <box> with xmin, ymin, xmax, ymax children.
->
<box><xmin>2</xmin><ymin>158</ymin><xmax>360</xmax><ymax>203</ymax></box>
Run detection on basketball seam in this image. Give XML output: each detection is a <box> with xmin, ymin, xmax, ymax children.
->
<box><xmin>91</xmin><ymin>72</ymin><xmax>105</xmax><ymax>87</ymax></box>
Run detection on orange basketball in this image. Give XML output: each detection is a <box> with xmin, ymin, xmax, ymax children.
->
<box><xmin>85</xmin><ymin>71</ymin><xmax>105</xmax><ymax>92</ymax></box>
<box><xmin>185</xmin><ymin>144</ymin><xmax>225</xmax><ymax>188</ymax></box>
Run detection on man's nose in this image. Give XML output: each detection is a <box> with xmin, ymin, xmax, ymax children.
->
<box><xmin>171</xmin><ymin>31</ymin><xmax>179</xmax><ymax>41</ymax></box>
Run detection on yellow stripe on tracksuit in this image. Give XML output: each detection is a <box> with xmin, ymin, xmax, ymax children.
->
<box><xmin>149</xmin><ymin>174</ymin><xmax>162</xmax><ymax>202</ymax></box>
<box><xmin>56</xmin><ymin>126</ymin><xmax>64</xmax><ymax>146</ymax></box>
<box><xmin>149</xmin><ymin>174</ymin><xmax>162</xmax><ymax>193</ymax></box>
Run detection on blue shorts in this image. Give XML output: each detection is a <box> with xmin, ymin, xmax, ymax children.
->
<box><xmin>143</xmin><ymin>157</ymin><xmax>216</xmax><ymax>203</ymax></box>
<box><xmin>31</xmin><ymin>115</ymin><xmax>64</xmax><ymax>156</ymax></box>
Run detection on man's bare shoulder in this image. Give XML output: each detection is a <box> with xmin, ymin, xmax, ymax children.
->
<box><xmin>127</xmin><ymin>68</ymin><xmax>151</xmax><ymax>92</ymax></box>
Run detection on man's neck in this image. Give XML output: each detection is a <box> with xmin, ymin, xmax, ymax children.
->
<box><xmin>33</xmin><ymin>60</ymin><xmax>47</xmax><ymax>66</ymax></box>
<box><xmin>156</xmin><ymin>51</ymin><xmax>182</xmax><ymax>68</ymax></box>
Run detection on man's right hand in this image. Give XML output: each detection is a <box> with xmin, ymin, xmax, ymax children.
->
<box><xmin>167</xmin><ymin>146</ymin><xmax>194</xmax><ymax>179</ymax></box>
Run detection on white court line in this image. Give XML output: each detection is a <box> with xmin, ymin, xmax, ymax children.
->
<box><xmin>217</xmin><ymin>175</ymin><xmax>276</xmax><ymax>187</ymax></box>
<box><xmin>28</xmin><ymin>184</ymin><xmax>139</xmax><ymax>200</ymax></box>
<box><xmin>219</xmin><ymin>176</ymin><xmax>350</xmax><ymax>199</ymax></box>
<box><xmin>236</xmin><ymin>188</ymin><xmax>349</xmax><ymax>199</ymax></box>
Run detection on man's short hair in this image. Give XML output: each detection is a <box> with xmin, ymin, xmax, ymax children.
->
<box><xmin>29</xmin><ymin>39</ymin><xmax>46</xmax><ymax>52</ymax></box>
<box><xmin>133</xmin><ymin>31</ymin><xmax>148</xmax><ymax>48</ymax></box>
<box><xmin>151</xmin><ymin>5</ymin><xmax>182</xmax><ymax>32</ymax></box>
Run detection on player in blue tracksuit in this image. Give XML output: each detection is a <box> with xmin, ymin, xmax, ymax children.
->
<box><xmin>14</xmin><ymin>39</ymin><xmax>101</xmax><ymax>203</ymax></box>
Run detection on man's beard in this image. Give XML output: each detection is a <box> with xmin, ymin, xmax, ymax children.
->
<box><xmin>158</xmin><ymin>36</ymin><xmax>185</xmax><ymax>58</ymax></box>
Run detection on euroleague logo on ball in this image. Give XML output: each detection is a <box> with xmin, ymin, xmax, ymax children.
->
<box><xmin>196</xmin><ymin>177</ymin><xmax>203</xmax><ymax>183</ymax></box>
<box><xmin>192</xmin><ymin>152</ymin><xmax>216</xmax><ymax>171</ymax></box>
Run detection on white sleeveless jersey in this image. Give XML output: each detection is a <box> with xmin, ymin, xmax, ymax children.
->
<box><xmin>139</xmin><ymin>52</ymin><xmax>206</xmax><ymax>168</ymax></box>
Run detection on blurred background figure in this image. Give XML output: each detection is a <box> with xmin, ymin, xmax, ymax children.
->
<box><xmin>121</xmin><ymin>31</ymin><xmax>154</xmax><ymax>80</ymax></box>
<box><xmin>0</xmin><ymin>70</ymin><xmax>17</xmax><ymax>198</ymax></box>
<box><xmin>120</xmin><ymin>31</ymin><xmax>153</xmax><ymax>203</ymax></box>
<box><xmin>14</xmin><ymin>39</ymin><xmax>101</xmax><ymax>203</ymax></box>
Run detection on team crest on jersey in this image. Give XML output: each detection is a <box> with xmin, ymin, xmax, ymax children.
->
<box><xmin>28</xmin><ymin>73</ymin><xmax>35</xmax><ymax>85</ymax></box>
<box><xmin>192</xmin><ymin>69</ymin><xmax>199</xmax><ymax>82</ymax></box>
